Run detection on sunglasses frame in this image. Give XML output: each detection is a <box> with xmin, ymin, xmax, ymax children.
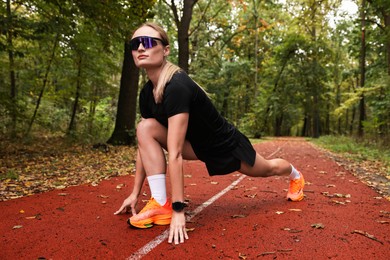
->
<box><xmin>129</xmin><ymin>36</ymin><xmax>167</xmax><ymax>51</ymax></box>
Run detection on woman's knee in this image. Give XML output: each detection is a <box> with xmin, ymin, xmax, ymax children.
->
<box><xmin>137</xmin><ymin>118</ymin><xmax>159</xmax><ymax>137</ymax></box>
<box><xmin>136</xmin><ymin>118</ymin><xmax>167</xmax><ymax>146</ymax></box>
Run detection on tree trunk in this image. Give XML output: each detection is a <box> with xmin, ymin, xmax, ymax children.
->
<box><xmin>6</xmin><ymin>0</ymin><xmax>16</xmax><ymax>137</ymax></box>
<box><xmin>261</xmin><ymin>50</ymin><xmax>292</xmax><ymax>134</ymax></box>
<box><xmin>88</xmin><ymin>85</ymin><xmax>98</xmax><ymax>135</ymax></box>
<box><xmin>358</xmin><ymin>0</ymin><xmax>367</xmax><ymax>137</ymax></box>
<box><xmin>68</xmin><ymin>55</ymin><xmax>82</xmax><ymax>135</ymax></box>
<box><xmin>274</xmin><ymin>114</ymin><xmax>283</xmax><ymax>136</ymax></box>
<box><xmin>336</xmin><ymin>84</ymin><xmax>341</xmax><ymax>134</ymax></box>
<box><xmin>107</xmin><ymin>41</ymin><xmax>139</xmax><ymax>145</ymax></box>
<box><xmin>386</xmin><ymin>13</ymin><xmax>390</xmax><ymax>75</ymax></box>
<box><xmin>310</xmin><ymin>4</ymin><xmax>320</xmax><ymax>139</ymax></box>
<box><xmin>169</xmin><ymin>0</ymin><xmax>198</xmax><ymax>73</ymax></box>
<box><xmin>253</xmin><ymin>0</ymin><xmax>259</xmax><ymax>98</ymax></box>
<box><xmin>301</xmin><ymin>114</ymin><xmax>309</xmax><ymax>137</ymax></box>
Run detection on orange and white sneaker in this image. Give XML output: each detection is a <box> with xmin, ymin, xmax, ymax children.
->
<box><xmin>128</xmin><ymin>198</ymin><xmax>172</xmax><ymax>228</ymax></box>
<box><xmin>287</xmin><ymin>172</ymin><xmax>305</xmax><ymax>201</ymax></box>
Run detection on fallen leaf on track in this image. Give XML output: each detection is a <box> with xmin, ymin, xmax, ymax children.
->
<box><xmin>282</xmin><ymin>227</ymin><xmax>303</xmax><ymax>233</ymax></box>
<box><xmin>289</xmin><ymin>209</ymin><xmax>302</xmax><ymax>212</ymax></box>
<box><xmin>321</xmin><ymin>192</ymin><xmax>351</xmax><ymax>198</ymax></box>
<box><xmin>311</xmin><ymin>223</ymin><xmax>325</xmax><ymax>229</ymax></box>
<box><xmin>258</xmin><ymin>252</ymin><xmax>276</xmax><ymax>257</ymax></box>
<box><xmin>13</xmin><ymin>225</ymin><xmax>23</xmax><ymax>229</ymax></box>
<box><xmin>331</xmin><ymin>200</ymin><xmax>346</xmax><ymax>205</ymax></box>
<box><xmin>26</xmin><ymin>214</ymin><xmax>41</xmax><ymax>220</ymax></box>
<box><xmin>275</xmin><ymin>211</ymin><xmax>284</xmax><ymax>215</ymax></box>
<box><xmin>351</xmin><ymin>230</ymin><xmax>383</xmax><ymax>244</ymax></box>
<box><xmin>231</xmin><ymin>214</ymin><xmax>247</xmax><ymax>218</ymax></box>
<box><xmin>278</xmin><ymin>249</ymin><xmax>293</xmax><ymax>252</ymax></box>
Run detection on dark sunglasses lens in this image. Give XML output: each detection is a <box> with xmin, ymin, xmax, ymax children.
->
<box><xmin>141</xmin><ymin>37</ymin><xmax>156</xmax><ymax>49</ymax></box>
<box><xmin>130</xmin><ymin>37</ymin><xmax>157</xmax><ymax>50</ymax></box>
<box><xmin>130</xmin><ymin>39</ymin><xmax>140</xmax><ymax>50</ymax></box>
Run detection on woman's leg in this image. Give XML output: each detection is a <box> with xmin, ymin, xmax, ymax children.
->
<box><xmin>238</xmin><ymin>153</ymin><xmax>291</xmax><ymax>177</ymax></box>
<box><xmin>129</xmin><ymin>118</ymin><xmax>198</xmax><ymax>228</ymax></box>
<box><xmin>136</xmin><ymin>118</ymin><xmax>197</xmax><ymax>176</ymax></box>
<box><xmin>238</xmin><ymin>153</ymin><xmax>305</xmax><ymax>201</ymax></box>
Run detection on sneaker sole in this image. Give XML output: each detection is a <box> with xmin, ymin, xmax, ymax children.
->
<box><xmin>129</xmin><ymin>213</ymin><xmax>172</xmax><ymax>229</ymax></box>
<box><xmin>287</xmin><ymin>192</ymin><xmax>304</xmax><ymax>201</ymax></box>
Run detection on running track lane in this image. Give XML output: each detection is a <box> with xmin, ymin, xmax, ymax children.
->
<box><xmin>1</xmin><ymin>138</ymin><xmax>389</xmax><ymax>259</ymax></box>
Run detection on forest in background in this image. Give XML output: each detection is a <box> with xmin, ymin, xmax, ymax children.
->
<box><xmin>1</xmin><ymin>0</ymin><xmax>389</xmax><ymax>147</ymax></box>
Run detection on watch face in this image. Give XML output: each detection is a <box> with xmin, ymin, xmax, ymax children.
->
<box><xmin>172</xmin><ymin>202</ymin><xmax>185</xmax><ymax>212</ymax></box>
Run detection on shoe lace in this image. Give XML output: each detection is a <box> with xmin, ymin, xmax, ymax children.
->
<box><xmin>139</xmin><ymin>198</ymin><xmax>158</xmax><ymax>213</ymax></box>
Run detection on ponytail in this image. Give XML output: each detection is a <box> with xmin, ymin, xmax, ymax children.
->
<box><xmin>154</xmin><ymin>61</ymin><xmax>182</xmax><ymax>103</ymax></box>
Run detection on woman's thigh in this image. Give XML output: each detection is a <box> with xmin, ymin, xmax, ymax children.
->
<box><xmin>137</xmin><ymin>118</ymin><xmax>198</xmax><ymax>160</ymax></box>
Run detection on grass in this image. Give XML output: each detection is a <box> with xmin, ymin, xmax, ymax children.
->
<box><xmin>310</xmin><ymin>135</ymin><xmax>390</xmax><ymax>175</ymax></box>
<box><xmin>0</xmin><ymin>169</ymin><xmax>19</xmax><ymax>181</ymax></box>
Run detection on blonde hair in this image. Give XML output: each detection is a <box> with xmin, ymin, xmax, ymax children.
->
<box><xmin>136</xmin><ymin>22</ymin><xmax>182</xmax><ymax>103</ymax></box>
<box><xmin>155</xmin><ymin>61</ymin><xmax>182</xmax><ymax>103</ymax></box>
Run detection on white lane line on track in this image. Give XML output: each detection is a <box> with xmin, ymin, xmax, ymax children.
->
<box><xmin>127</xmin><ymin>146</ymin><xmax>282</xmax><ymax>260</ymax></box>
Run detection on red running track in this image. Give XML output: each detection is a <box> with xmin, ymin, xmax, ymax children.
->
<box><xmin>1</xmin><ymin>138</ymin><xmax>389</xmax><ymax>259</ymax></box>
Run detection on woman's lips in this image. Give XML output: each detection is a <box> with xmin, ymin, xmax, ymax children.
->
<box><xmin>138</xmin><ymin>55</ymin><xmax>148</xmax><ymax>60</ymax></box>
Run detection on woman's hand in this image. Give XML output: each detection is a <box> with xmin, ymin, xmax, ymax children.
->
<box><xmin>168</xmin><ymin>211</ymin><xmax>188</xmax><ymax>244</ymax></box>
<box><xmin>114</xmin><ymin>194</ymin><xmax>138</xmax><ymax>216</ymax></box>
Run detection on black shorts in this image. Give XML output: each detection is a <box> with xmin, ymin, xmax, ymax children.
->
<box><xmin>201</xmin><ymin>131</ymin><xmax>256</xmax><ymax>176</ymax></box>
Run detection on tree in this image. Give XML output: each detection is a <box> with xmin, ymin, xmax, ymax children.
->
<box><xmin>4</xmin><ymin>0</ymin><xmax>17</xmax><ymax>137</ymax></box>
<box><xmin>164</xmin><ymin>0</ymin><xmax>198</xmax><ymax>73</ymax></box>
<box><xmin>358</xmin><ymin>0</ymin><xmax>367</xmax><ymax>137</ymax></box>
<box><xmin>107</xmin><ymin>42</ymin><xmax>140</xmax><ymax>145</ymax></box>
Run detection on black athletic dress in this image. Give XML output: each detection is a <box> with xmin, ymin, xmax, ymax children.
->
<box><xmin>139</xmin><ymin>71</ymin><xmax>256</xmax><ymax>175</ymax></box>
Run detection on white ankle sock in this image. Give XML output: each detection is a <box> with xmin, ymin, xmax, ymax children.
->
<box><xmin>147</xmin><ymin>174</ymin><xmax>167</xmax><ymax>206</ymax></box>
<box><xmin>290</xmin><ymin>165</ymin><xmax>300</xmax><ymax>180</ymax></box>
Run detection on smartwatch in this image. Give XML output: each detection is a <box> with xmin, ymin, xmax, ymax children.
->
<box><xmin>172</xmin><ymin>201</ymin><xmax>187</xmax><ymax>212</ymax></box>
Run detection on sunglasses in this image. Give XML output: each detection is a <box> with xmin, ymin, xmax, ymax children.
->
<box><xmin>129</xmin><ymin>36</ymin><xmax>167</xmax><ymax>51</ymax></box>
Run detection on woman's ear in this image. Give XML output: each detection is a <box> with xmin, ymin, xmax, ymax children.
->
<box><xmin>164</xmin><ymin>45</ymin><xmax>170</xmax><ymax>57</ymax></box>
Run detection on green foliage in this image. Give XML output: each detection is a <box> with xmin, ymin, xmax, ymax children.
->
<box><xmin>0</xmin><ymin>0</ymin><xmax>156</xmax><ymax>142</ymax></box>
<box><xmin>0</xmin><ymin>0</ymin><xmax>389</xmax><ymax>146</ymax></box>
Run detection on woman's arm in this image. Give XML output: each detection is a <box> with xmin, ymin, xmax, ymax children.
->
<box><xmin>167</xmin><ymin>112</ymin><xmax>190</xmax><ymax>244</ymax></box>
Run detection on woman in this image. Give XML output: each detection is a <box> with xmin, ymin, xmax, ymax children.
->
<box><xmin>114</xmin><ymin>22</ymin><xmax>305</xmax><ymax>245</ymax></box>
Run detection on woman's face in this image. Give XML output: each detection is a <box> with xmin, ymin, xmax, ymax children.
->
<box><xmin>131</xmin><ymin>26</ymin><xmax>169</xmax><ymax>70</ymax></box>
